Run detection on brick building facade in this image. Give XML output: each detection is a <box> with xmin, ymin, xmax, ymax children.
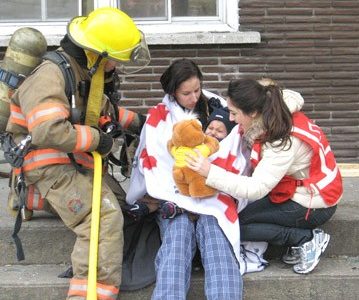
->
<box><xmin>1</xmin><ymin>1</ymin><xmax>358</xmax><ymax>162</ymax></box>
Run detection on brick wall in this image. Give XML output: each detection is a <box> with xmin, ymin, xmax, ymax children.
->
<box><xmin>237</xmin><ymin>0</ymin><xmax>359</xmax><ymax>162</ymax></box>
<box><xmin>1</xmin><ymin>1</ymin><xmax>358</xmax><ymax>162</ymax></box>
<box><xmin>121</xmin><ymin>0</ymin><xmax>359</xmax><ymax>162</ymax></box>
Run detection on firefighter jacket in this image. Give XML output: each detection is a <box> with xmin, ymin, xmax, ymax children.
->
<box><xmin>7</xmin><ymin>50</ymin><xmax>140</xmax><ymax>195</ymax></box>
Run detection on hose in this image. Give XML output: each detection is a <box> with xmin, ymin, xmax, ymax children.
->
<box><xmin>87</xmin><ymin>151</ymin><xmax>102</xmax><ymax>300</ymax></box>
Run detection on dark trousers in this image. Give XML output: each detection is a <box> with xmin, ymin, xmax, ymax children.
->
<box><xmin>239</xmin><ymin>196</ymin><xmax>337</xmax><ymax>247</ymax></box>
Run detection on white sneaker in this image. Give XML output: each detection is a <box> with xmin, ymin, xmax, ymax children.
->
<box><xmin>313</xmin><ymin>228</ymin><xmax>330</xmax><ymax>254</ymax></box>
<box><xmin>293</xmin><ymin>229</ymin><xmax>330</xmax><ymax>274</ymax></box>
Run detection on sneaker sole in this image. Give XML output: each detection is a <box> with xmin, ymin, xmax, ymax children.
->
<box><xmin>281</xmin><ymin>255</ymin><xmax>301</xmax><ymax>265</ymax></box>
<box><xmin>293</xmin><ymin>257</ymin><xmax>321</xmax><ymax>274</ymax></box>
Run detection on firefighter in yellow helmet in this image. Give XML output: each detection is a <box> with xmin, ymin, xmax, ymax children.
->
<box><xmin>6</xmin><ymin>7</ymin><xmax>150</xmax><ymax>299</ymax></box>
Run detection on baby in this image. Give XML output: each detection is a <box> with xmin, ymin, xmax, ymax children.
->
<box><xmin>205</xmin><ymin>107</ymin><xmax>236</xmax><ymax>141</ymax></box>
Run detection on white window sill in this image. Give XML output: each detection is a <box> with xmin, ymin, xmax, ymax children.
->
<box><xmin>0</xmin><ymin>23</ymin><xmax>260</xmax><ymax>47</ymax></box>
<box><xmin>145</xmin><ymin>31</ymin><xmax>260</xmax><ymax>45</ymax></box>
<box><xmin>0</xmin><ymin>31</ymin><xmax>260</xmax><ymax>47</ymax></box>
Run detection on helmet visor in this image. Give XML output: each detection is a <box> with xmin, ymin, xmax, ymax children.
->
<box><xmin>116</xmin><ymin>31</ymin><xmax>151</xmax><ymax>74</ymax></box>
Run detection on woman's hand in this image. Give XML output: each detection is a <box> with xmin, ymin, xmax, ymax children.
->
<box><xmin>186</xmin><ymin>149</ymin><xmax>211</xmax><ymax>177</ymax></box>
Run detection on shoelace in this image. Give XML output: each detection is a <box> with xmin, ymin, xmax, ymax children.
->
<box><xmin>291</xmin><ymin>246</ymin><xmax>305</xmax><ymax>266</ymax></box>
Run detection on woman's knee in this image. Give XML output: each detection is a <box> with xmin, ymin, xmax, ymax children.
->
<box><xmin>161</xmin><ymin>214</ymin><xmax>195</xmax><ymax>245</ymax></box>
<box><xmin>197</xmin><ymin>214</ymin><xmax>216</xmax><ymax>226</ymax></box>
<box><xmin>172</xmin><ymin>213</ymin><xmax>195</xmax><ymax>232</ymax></box>
<box><xmin>239</xmin><ymin>197</ymin><xmax>272</xmax><ymax>224</ymax></box>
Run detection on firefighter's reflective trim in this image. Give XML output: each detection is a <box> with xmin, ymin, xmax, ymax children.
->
<box><xmin>68</xmin><ymin>278</ymin><xmax>119</xmax><ymax>299</ymax></box>
<box><xmin>73</xmin><ymin>152</ymin><xmax>94</xmax><ymax>169</ymax></box>
<box><xmin>118</xmin><ymin>107</ymin><xmax>135</xmax><ymax>129</ymax></box>
<box><xmin>9</xmin><ymin>104</ymin><xmax>27</xmax><ymax>127</ymax></box>
<box><xmin>26</xmin><ymin>184</ymin><xmax>44</xmax><ymax>210</ymax></box>
<box><xmin>13</xmin><ymin>149</ymin><xmax>94</xmax><ymax>174</ymax></box>
<box><xmin>26</xmin><ymin>102</ymin><xmax>69</xmax><ymax>131</ymax></box>
<box><xmin>73</xmin><ymin>124</ymin><xmax>93</xmax><ymax>152</ymax></box>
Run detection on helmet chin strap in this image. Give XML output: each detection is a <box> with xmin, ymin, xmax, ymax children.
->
<box><xmin>88</xmin><ymin>52</ymin><xmax>108</xmax><ymax>77</ymax></box>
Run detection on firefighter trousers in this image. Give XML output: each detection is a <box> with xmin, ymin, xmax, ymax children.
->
<box><xmin>37</xmin><ymin>165</ymin><xmax>123</xmax><ymax>299</ymax></box>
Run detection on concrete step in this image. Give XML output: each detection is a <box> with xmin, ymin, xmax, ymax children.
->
<box><xmin>0</xmin><ymin>257</ymin><xmax>358</xmax><ymax>300</ymax></box>
<box><xmin>0</xmin><ymin>177</ymin><xmax>358</xmax><ymax>266</ymax></box>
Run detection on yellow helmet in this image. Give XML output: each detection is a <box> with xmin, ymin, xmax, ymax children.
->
<box><xmin>67</xmin><ymin>7</ymin><xmax>148</xmax><ymax>64</ymax></box>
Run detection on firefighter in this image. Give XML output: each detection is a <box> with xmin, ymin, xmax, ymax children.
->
<box><xmin>6</xmin><ymin>7</ymin><xmax>150</xmax><ymax>299</ymax></box>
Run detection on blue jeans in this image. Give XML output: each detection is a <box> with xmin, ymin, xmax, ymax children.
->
<box><xmin>152</xmin><ymin>213</ymin><xmax>243</xmax><ymax>300</ymax></box>
<box><xmin>239</xmin><ymin>196</ymin><xmax>337</xmax><ymax>247</ymax></box>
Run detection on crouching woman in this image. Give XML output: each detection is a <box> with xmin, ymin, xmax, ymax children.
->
<box><xmin>186</xmin><ymin>78</ymin><xmax>342</xmax><ymax>274</ymax></box>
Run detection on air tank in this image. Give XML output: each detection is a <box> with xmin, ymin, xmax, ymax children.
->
<box><xmin>0</xmin><ymin>27</ymin><xmax>47</xmax><ymax>131</ymax></box>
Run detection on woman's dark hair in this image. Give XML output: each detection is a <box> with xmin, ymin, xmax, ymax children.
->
<box><xmin>160</xmin><ymin>58</ymin><xmax>209</xmax><ymax>126</ymax></box>
<box><xmin>160</xmin><ymin>58</ymin><xmax>203</xmax><ymax>94</ymax></box>
<box><xmin>227</xmin><ymin>78</ymin><xmax>292</xmax><ymax>147</ymax></box>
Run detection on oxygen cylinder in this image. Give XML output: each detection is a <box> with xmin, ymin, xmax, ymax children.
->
<box><xmin>0</xmin><ymin>27</ymin><xmax>47</xmax><ymax>132</ymax></box>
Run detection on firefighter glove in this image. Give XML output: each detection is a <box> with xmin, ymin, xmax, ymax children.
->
<box><xmin>96</xmin><ymin>132</ymin><xmax>113</xmax><ymax>156</ymax></box>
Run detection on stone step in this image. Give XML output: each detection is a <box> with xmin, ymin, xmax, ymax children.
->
<box><xmin>0</xmin><ymin>177</ymin><xmax>358</xmax><ymax>266</ymax></box>
<box><xmin>0</xmin><ymin>257</ymin><xmax>358</xmax><ymax>300</ymax></box>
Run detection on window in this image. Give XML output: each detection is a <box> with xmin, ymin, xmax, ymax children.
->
<box><xmin>0</xmin><ymin>0</ymin><xmax>93</xmax><ymax>22</ymax></box>
<box><xmin>119</xmin><ymin>0</ymin><xmax>218</xmax><ymax>20</ymax></box>
<box><xmin>0</xmin><ymin>0</ymin><xmax>94</xmax><ymax>39</ymax></box>
<box><xmin>0</xmin><ymin>0</ymin><xmax>241</xmax><ymax>45</ymax></box>
<box><xmin>119</xmin><ymin>0</ymin><xmax>239</xmax><ymax>33</ymax></box>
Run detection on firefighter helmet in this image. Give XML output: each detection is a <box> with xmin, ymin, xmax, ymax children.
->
<box><xmin>67</xmin><ymin>7</ymin><xmax>149</xmax><ymax>65</ymax></box>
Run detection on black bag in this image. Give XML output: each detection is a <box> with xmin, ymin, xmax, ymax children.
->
<box><xmin>121</xmin><ymin>212</ymin><xmax>160</xmax><ymax>291</ymax></box>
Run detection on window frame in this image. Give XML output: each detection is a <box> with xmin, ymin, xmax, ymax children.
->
<box><xmin>0</xmin><ymin>0</ymin><xmax>239</xmax><ymax>42</ymax></box>
<box><xmin>117</xmin><ymin>0</ymin><xmax>239</xmax><ymax>33</ymax></box>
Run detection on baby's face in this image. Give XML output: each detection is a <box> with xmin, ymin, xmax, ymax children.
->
<box><xmin>205</xmin><ymin>120</ymin><xmax>228</xmax><ymax>141</ymax></box>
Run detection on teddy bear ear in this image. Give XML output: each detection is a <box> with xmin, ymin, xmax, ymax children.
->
<box><xmin>192</xmin><ymin>119</ymin><xmax>202</xmax><ymax>129</ymax></box>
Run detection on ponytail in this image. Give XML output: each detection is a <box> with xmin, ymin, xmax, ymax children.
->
<box><xmin>261</xmin><ymin>85</ymin><xmax>292</xmax><ymax>148</ymax></box>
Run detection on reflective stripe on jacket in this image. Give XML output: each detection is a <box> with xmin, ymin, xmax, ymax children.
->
<box><xmin>9</xmin><ymin>103</ymin><xmax>95</xmax><ymax>154</ymax></box>
<box><xmin>14</xmin><ymin>149</ymin><xmax>94</xmax><ymax>174</ymax></box>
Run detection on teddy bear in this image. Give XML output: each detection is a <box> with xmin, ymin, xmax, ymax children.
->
<box><xmin>167</xmin><ymin>118</ymin><xmax>220</xmax><ymax>198</ymax></box>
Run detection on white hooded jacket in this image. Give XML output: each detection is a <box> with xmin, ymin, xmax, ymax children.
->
<box><xmin>206</xmin><ymin>89</ymin><xmax>335</xmax><ymax>209</ymax></box>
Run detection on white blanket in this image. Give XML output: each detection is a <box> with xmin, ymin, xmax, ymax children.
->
<box><xmin>127</xmin><ymin>92</ymin><xmax>268</xmax><ymax>274</ymax></box>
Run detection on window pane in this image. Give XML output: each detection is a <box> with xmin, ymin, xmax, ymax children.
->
<box><xmin>82</xmin><ymin>0</ymin><xmax>94</xmax><ymax>15</ymax></box>
<box><xmin>0</xmin><ymin>0</ymin><xmax>41</xmax><ymax>21</ymax></box>
<box><xmin>0</xmin><ymin>0</ymin><xmax>86</xmax><ymax>22</ymax></box>
<box><xmin>172</xmin><ymin>0</ymin><xmax>217</xmax><ymax>17</ymax></box>
<box><xmin>119</xmin><ymin>0</ymin><xmax>167</xmax><ymax>20</ymax></box>
<box><xmin>47</xmin><ymin>0</ymin><xmax>78</xmax><ymax>20</ymax></box>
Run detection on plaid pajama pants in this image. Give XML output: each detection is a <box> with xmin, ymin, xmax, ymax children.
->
<box><xmin>151</xmin><ymin>213</ymin><xmax>243</xmax><ymax>300</ymax></box>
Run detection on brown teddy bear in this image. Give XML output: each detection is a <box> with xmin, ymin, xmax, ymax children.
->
<box><xmin>167</xmin><ymin>118</ymin><xmax>220</xmax><ymax>198</ymax></box>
